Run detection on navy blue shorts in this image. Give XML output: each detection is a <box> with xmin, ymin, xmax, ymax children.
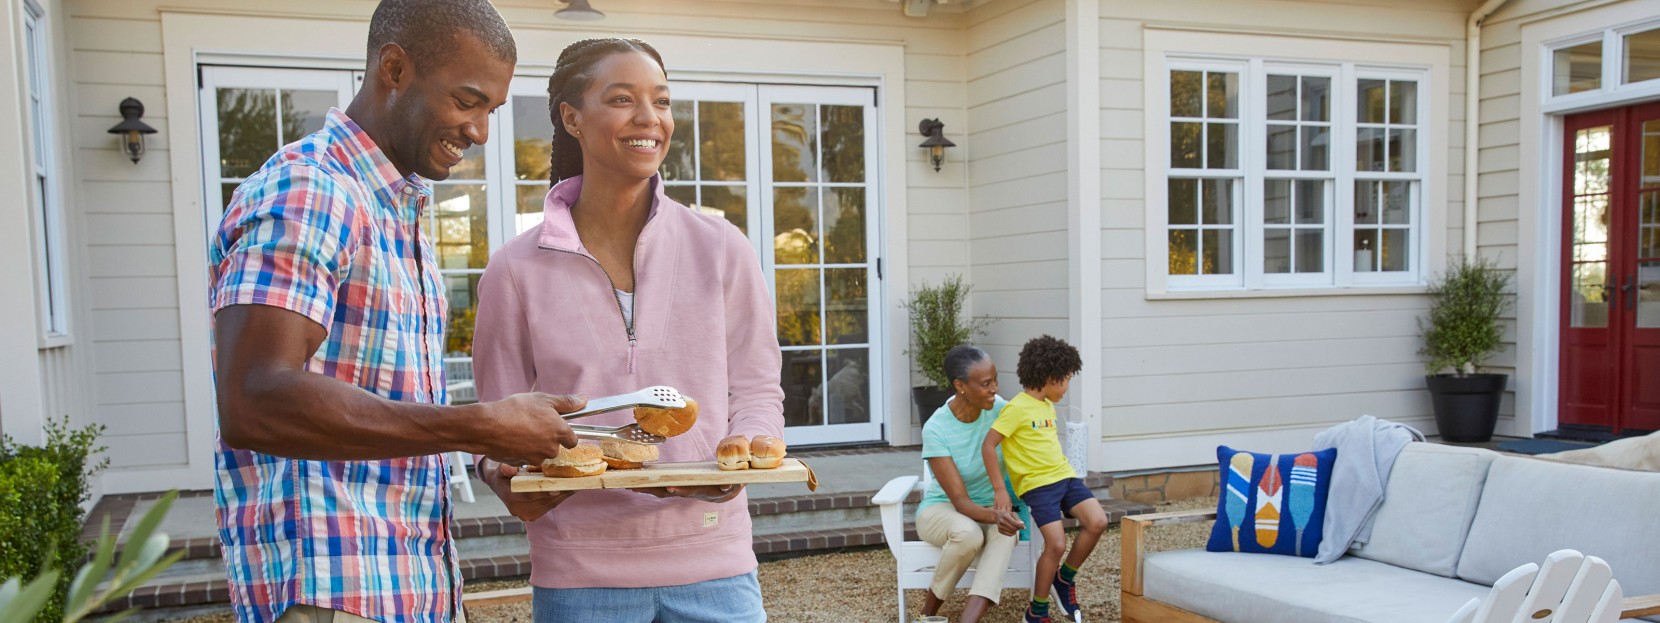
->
<box><xmin>1020</xmin><ymin>477</ymin><xmax>1094</xmax><ymax>527</ymax></box>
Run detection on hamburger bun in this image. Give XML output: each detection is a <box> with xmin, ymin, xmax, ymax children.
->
<box><xmin>716</xmin><ymin>437</ymin><xmax>750</xmax><ymax>471</ymax></box>
<box><xmin>599</xmin><ymin>439</ymin><xmax>659</xmax><ymax>470</ymax></box>
<box><xmin>541</xmin><ymin>444</ymin><xmax>606</xmax><ymax>478</ymax></box>
<box><xmin>748</xmin><ymin>435</ymin><xmax>787</xmax><ymax>469</ymax></box>
<box><xmin>634</xmin><ymin>397</ymin><xmax>699</xmax><ymax>437</ymax></box>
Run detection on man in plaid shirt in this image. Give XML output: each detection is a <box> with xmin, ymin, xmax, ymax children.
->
<box><xmin>208</xmin><ymin>2</ymin><xmax>580</xmax><ymax>622</ymax></box>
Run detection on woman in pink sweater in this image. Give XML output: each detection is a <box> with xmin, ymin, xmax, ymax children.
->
<box><xmin>470</xmin><ymin>38</ymin><xmax>784</xmax><ymax>622</ymax></box>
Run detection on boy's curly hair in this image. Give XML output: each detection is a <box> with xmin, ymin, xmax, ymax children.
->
<box><xmin>1016</xmin><ymin>334</ymin><xmax>1082</xmax><ymax>390</ymax></box>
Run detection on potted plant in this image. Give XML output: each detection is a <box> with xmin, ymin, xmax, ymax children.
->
<box><xmin>1418</xmin><ymin>256</ymin><xmax>1513</xmax><ymax>442</ymax></box>
<box><xmin>902</xmin><ymin>275</ymin><xmax>991</xmax><ymax>424</ymax></box>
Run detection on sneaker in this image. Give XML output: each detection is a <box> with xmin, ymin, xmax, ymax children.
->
<box><xmin>1051</xmin><ymin>576</ymin><xmax>1080</xmax><ymax>619</ymax></box>
<box><xmin>1024</xmin><ymin>605</ymin><xmax>1052</xmax><ymax>623</ymax></box>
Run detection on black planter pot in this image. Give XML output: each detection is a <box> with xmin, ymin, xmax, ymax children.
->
<box><xmin>1425</xmin><ymin>373</ymin><xmax>1508</xmax><ymax>442</ymax></box>
<box><xmin>912</xmin><ymin>386</ymin><xmax>953</xmax><ymax>425</ymax></box>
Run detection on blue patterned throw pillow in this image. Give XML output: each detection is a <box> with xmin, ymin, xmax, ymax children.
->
<box><xmin>1205</xmin><ymin>446</ymin><xmax>1337</xmax><ymax>558</ymax></box>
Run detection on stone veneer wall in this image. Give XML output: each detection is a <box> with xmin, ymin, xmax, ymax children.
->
<box><xmin>1109</xmin><ymin>468</ymin><xmax>1220</xmax><ymax>505</ymax></box>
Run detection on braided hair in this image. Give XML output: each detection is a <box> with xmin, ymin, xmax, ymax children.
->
<box><xmin>548</xmin><ymin>38</ymin><xmax>667</xmax><ymax>183</ymax></box>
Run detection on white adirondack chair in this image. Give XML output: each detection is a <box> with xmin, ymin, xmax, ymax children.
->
<box><xmin>1446</xmin><ymin>549</ymin><xmax>1625</xmax><ymax>623</ymax></box>
<box><xmin>875</xmin><ymin>463</ymin><xmax>1080</xmax><ymax>623</ymax></box>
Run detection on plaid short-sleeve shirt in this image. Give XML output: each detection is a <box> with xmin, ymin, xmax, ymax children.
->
<box><xmin>209</xmin><ymin>109</ymin><xmax>457</xmax><ymax>623</ymax></box>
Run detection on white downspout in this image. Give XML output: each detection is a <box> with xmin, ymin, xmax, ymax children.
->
<box><xmin>1465</xmin><ymin>0</ymin><xmax>1512</xmax><ymax>258</ymax></box>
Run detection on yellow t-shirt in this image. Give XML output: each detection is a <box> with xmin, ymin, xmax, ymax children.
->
<box><xmin>990</xmin><ymin>392</ymin><xmax>1076</xmax><ymax>497</ymax></box>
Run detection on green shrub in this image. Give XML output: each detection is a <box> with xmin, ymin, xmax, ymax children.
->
<box><xmin>902</xmin><ymin>275</ymin><xmax>991</xmax><ymax>390</ymax></box>
<box><xmin>0</xmin><ymin>419</ymin><xmax>107</xmax><ymax>623</ymax></box>
<box><xmin>1419</xmin><ymin>256</ymin><xmax>1513</xmax><ymax>376</ymax></box>
<box><xmin>0</xmin><ymin>491</ymin><xmax>182</xmax><ymax>623</ymax></box>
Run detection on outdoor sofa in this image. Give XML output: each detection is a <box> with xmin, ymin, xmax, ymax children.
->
<box><xmin>1120</xmin><ymin>442</ymin><xmax>1660</xmax><ymax>623</ymax></box>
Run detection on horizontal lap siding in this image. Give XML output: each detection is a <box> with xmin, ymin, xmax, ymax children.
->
<box><xmin>1094</xmin><ymin>0</ymin><xmax>1467</xmax><ymax>452</ymax></box>
<box><xmin>63</xmin><ymin>0</ymin><xmax>970</xmax><ymax>480</ymax></box>
<box><xmin>966</xmin><ymin>0</ymin><xmax>1068</xmax><ymax>395</ymax></box>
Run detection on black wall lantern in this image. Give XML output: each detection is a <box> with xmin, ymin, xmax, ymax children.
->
<box><xmin>918</xmin><ymin>118</ymin><xmax>955</xmax><ymax>172</ymax></box>
<box><xmin>556</xmin><ymin>0</ymin><xmax>605</xmax><ymax>20</ymax></box>
<box><xmin>107</xmin><ymin>97</ymin><xmax>157</xmax><ymax>164</ymax></box>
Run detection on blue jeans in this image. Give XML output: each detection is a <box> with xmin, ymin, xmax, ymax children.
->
<box><xmin>532</xmin><ymin>571</ymin><xmax>765</xmax><ymax>623</ymax></box>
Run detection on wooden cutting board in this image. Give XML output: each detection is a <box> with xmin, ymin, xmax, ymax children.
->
<box><xmin>511</xmin><ymin>458</ymin><xmax>816</xmax><ymax>493</ymax></box>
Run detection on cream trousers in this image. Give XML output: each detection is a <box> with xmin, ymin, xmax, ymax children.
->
<box><xmin>915</xmin><ymin>502</ymin><xmax>1018</xmax><ymax>602</ymax></box>
<box><xmin>275</xmin><ymin>604</ymin><xmax>466</xmax><ymax>623</ymax></box>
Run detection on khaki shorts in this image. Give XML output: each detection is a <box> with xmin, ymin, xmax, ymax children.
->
<box><xmin>275</xmin><ymin>604</ymin><xmax>467</xmax><ymax>623</ymax></box>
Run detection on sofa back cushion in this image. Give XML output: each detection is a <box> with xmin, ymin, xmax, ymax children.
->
<box><xmin>1456</xmin><ymin>455</ymin><xmax>1660</xmax><ymax>602</ymax></box>
<box><xmin>1351</xmin><ymin>443</ymin><xmax>1496</xmax><ymax>577</ymax></box>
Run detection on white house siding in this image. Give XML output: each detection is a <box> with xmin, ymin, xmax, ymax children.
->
<box><xmin>1093</xmin><ymin>0</ymin><xmax>1476</xmax><ymax>471</ymax></box>
<box><xmin>55</xmin><ymin>0</ymin><xmax>977</xmax><ymax>492</ymax></box>
<box><xmin>964</xmin><ymin>0</ymin><xmax>1072</xmax><ymax>395</ymax></box>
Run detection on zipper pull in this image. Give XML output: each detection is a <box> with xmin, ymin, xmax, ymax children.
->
<box><xmin>628</xmin><ymin>337</ymin><xmax>637</xmax><ymax>374</ymax></box>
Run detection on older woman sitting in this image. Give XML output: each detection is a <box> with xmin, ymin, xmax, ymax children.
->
<box><xmin>916</xmin><ymin>345</ymin><xmax>1027</xmax><ymax>622</ymax></box>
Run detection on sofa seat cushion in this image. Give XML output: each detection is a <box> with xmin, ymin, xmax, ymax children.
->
<box><xmin>1144</xmin><ymin>549</ymin><xmax>1488</xmax><ymax>623</ymax></box>
<box><xmin>1352</xmin><ymin>443</ymin><xmax>1497</xmax><ymax>577</ymax></box>
<box><xmin>1457</xmin><ymin>455</ymin><xmax>1660</xmax><ymax>621</ymax></box>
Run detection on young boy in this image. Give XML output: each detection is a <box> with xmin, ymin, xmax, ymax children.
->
<box><xmin>982</xmin><ymin>334</ymin><xmax>1106</xmax><ymax>623</ymax></box>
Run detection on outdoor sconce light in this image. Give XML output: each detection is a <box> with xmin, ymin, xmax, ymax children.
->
<box><xmin>555</xmin><ymin>0</ymin><xmax>605</xmax><ymax>20</ymax></box>
<box><xmin>107</xmin><ymin>97</ymin><xmax>157</xmax><ymax>164</ymax></box>
<box><xmin>918</xmin><ymin>118</ymin><xmax>955</xmax><ymax>172</ymax></box>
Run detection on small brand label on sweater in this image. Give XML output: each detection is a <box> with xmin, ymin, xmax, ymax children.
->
<box><xmin>703</xmin><ymin>512</ymin><xmax>719</xmax><ymax>527</ymax></box>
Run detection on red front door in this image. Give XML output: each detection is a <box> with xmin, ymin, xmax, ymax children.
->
<box><xmin>1560</xmin><ymin>103</ymin><xmax>1660</xmax><ymax>434</ymax></box>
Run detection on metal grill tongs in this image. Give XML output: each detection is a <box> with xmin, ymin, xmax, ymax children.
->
<box><xmin>563</xmin><ymin>386</ymin><xmax>688</xmax><ymax>445</ymax></box>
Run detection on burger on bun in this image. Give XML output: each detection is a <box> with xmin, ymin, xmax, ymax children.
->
<box><xmin>600</xmin><ymin>439</ymin><xmax>659</xmax><ymax>470</ymax></box>
<box><xmin>748</xmin><ymin>435</ymin><xmax>787</xmax><ymax>469</ymax></box>
<box><xmin>541</xmin><ymin>444</ymin><xmax>606</xmax><ymax>478</ymax></box>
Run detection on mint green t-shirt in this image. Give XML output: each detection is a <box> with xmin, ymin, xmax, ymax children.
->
<box><xmin>918</xmin><ymin>395</ymin><xmax>1010</xmax><ymax>512</ymax></box>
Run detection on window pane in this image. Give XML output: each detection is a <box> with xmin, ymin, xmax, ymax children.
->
<box><xmin>1206</xmin><ymin>72</ymin><xmax>1238</xmax><ymax>119</ymax></box>
<box><xmin>1357</xmin><ymin>127</ymin><xmax>1385</xmax><ymax>172</ymax></box>
<box><xmin>1267</xmin><ymin>75</ymin><xmax>1297</xmax><ymax>120</ymax></box>
<box><xmin>1265</xmin><ymin>229</ymin><xmax>1290</xmax><ymax>273</ymax></box>
<box><xmin>781</xmin><ymin>349</ymin><xmax>823</xmax><ymax>427</ymax></box>
<box><xmin>217</xmin><ymin>88</ymin><xmax>278</xmax><ymax>178</ymax></box>
<box><xmin>771</xmin><ymin>103</ymin><xmax>817</xmax><ymax>183</ymax></box>
<box><xmin>1358</xmin><ymin>79</ymin><xmax>1386</xmax><ymax>124</ymax></box>
<box><xmin>663</xmin><ymin>100</ymin><xmax>695</xmax><ymax>181</ymax></box>
<box><xmin>1266</xmin><ymin>124</ymin><xmax>1296</xmax><ymax>170</ymax></box>
<box><xmin>279</xmin><ymin>90</ymin><xmax>336</xmax><ymax>144</ymax></box>
<box><xmin>1388</xmin><ymin>81</ymin><xmax>1417</xmax><ymax>125</ymax></box>
<box><xmin>665</xmin><ymin>184</ymin><xmax>697</xmax><ymax>213</ymax></box>
<box><xmin>221</xmin><ymin>183</ymin><xmax>239</xmax><ymax>212</ymax></box>
<box><xmin>1576</xmin><ymin>126</ymin><xmax>1613</xmax><ymax>195</ymax></box>
<box><xmin>1171</xmin><ymin>71</ymin><xmax>1203</xmax><ymax>118</ymax></box>
<box><xmin>1202</xmin><ymin>179</ymin><xmax>1233</xmax><ymax>225</ymax></box>
<box><xmin>821</xmin><ymin>349</ymin><xmax>870</xmax><ymax>424</ymax></box>
<box><xmin>1644</xmin><ymin>119</ymin><xmax>1660</xmax><ymax>189</ymax></box>
<box><xmin>1301</xmin><ymin>125</ymin><xmax>1329</xmax><ymax>171</ymax></box>
<box><xmin>1168</xmin><ymin>178</ymin><xmax>1198</xmax><ymax>225</ymax></box>
<box><xmin>823</xmin><ymin>187</ymin><xmax>865</xmax><ymax>264</ymax></box>
<box><xmin>1354</xmin><ymin>229</ymin><xmax>1378</xmax><ymax>272</ymax></box>
<box><xmin>444</xmin><ymin>274</ymin><xmax>482</xmax><ymax>357</ymax></box>
<box><xmin>702</xmin><ymin>101</ymin><xmax>748</xmax><ymax>182</ymax></box>
<box><xmin>516</xmin><ymin>183</ymin><xmax>549</xmax><ymax>235</ymax></box>
<box><xmin>1638</xmin><ymin>193</ymin><xmax>1657</xmax><ymax>257</ymax></box>
<box><xmin>1380</xmin><ymin>228</ymin><xmax>1409</xmax><ymax>272</ymax></box>
<box><xmin>1171</xmin><ymin>122</ymin><xmax>1202</xmax><ymax>168</ymax></box>
<box><xmin>1202</xmin><ymin>229</ymin><xmax>1234</xmax><ymax>275</ymax></box>
<box><xmin>820</xmin><ymin>105</ymin><xmax>864</xmax><ymax>183</ymax></box>
<box><xmin>1169</xmin><ymin>230</ymin><xmax>1197</xmax><ymax>275</ymax></box>
<box><xmin>1626</xmin><ymin>28</ymin><xmax>1660</xmax><ymax>85</ymax></box>
<box><xmin>1302</xmin><ymin>76</ymin><xmax>1330</xmax><ymax>122</ymax></box>
<box><xmin>773</xmin><ymin>186</ymin><xmax>819</xmax><ymax>264</ymax></box>
<box><xmin>1296</xmin><ymin>230</ymin><xmax>1324</xmax><ymax>273</ymax></box>
<box><xmin>704</xmin><ymin>185</ymin><xmax>748</xmax><ymax>236</ymax></box>
<box><xmin>449</xmin><ymin>143</ymin><xmax>487</xmax><ymax>180</ymax></box>
<box><xmin>431</xmin><ymin>184</ymin><xmax>488</xmax><ymax>270</ymax></box>
<box><xmin>825</xmin><ymin>268</ymin><xmax>868</xmax><ymax>345</ymax></box>
<box><xmin>514</xmin><ymin>95</ymin><xmax>554</xmax><ymax>182</ymax></box>
<box><xmin>1554</xmin><ymin>41</ymin><xmax>1603</xmax><ymax>95</ymax></box>
<box><xmin>1206</xmin><ymin>122</ymin><xmax>1237</xmax><ymax>169</ymax></box>
<box><xmin>1389</xmin><ymin>128</ymin><xmax>1417</xmax><ymax>172</ymax></box>
<box><xmin>1265</xmin><ymin>179</ymin><xmax>1291</xmax><ymax>224</ymax></box>
<box><xmin>1297</xmin><ymin>180</ymin><xmax>1324</xmax><ymax>224</ymax></box>
<box><xmin>1355</xmin><ymin>181</ymin><xmax>1380</xmax><ymax>225</ymax></box>
<box><xmin>775</xmin><ymin>268</ymin><xmax>822</xmax><ymax>346</ymax></box>
<box><xmin>1571</xmin><ymin>262</ymin><xmax>1608</xmax><ymax>328</ymax></box>
<box><xmin>1638</xmin><ymin>260</ymin><xmax>1658</xmax><ymax>328</ymax></box>
<box><xmin>1383</xmin><ymin>181</ymin><xmax>1411</xmax><ymax>224</ymax></box>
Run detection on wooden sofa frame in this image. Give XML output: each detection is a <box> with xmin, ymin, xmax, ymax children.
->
<box><xmin>1118</xmin><ymin>509</ymin><xmax>1660</xmax><ymax>623</ymax></box>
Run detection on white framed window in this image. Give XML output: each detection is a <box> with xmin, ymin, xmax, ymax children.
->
<box><xmin>23</xmin><ymin>0</ymin><xmax>68</xmax><ymax>342</ymax></box>
<box><xmin>1159</xmin><ymin>56</ymin><xmax>1428</xmax><ymax>293</ymax></box>
<box><xmin>1544</xmin><ymin>18</ymin><xmax>1660</xmax><ymax>112</ymax></box>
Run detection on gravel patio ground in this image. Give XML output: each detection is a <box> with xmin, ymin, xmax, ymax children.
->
<box><xmin>169</xmin><ymin>497</ymin><xmax>1218</xmax><ymax>623</ymax></box>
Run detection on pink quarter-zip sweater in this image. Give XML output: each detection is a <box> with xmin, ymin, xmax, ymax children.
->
<box><xmin>471</xmin><ymin>175</ymin><xmax>785</xmax><ymax>589</ymax></box>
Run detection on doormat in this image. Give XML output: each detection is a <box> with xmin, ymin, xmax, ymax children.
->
<box><xmin>1495</xmin><ymin>438</ymin><xmax>1599</xmax><ymax>455</ymax></box>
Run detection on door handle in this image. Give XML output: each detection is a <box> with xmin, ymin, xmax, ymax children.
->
<box><xmin>1623</xmin><ymin>276</ymin><xmax>1635</xmax><ymax>311</ymax></box>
